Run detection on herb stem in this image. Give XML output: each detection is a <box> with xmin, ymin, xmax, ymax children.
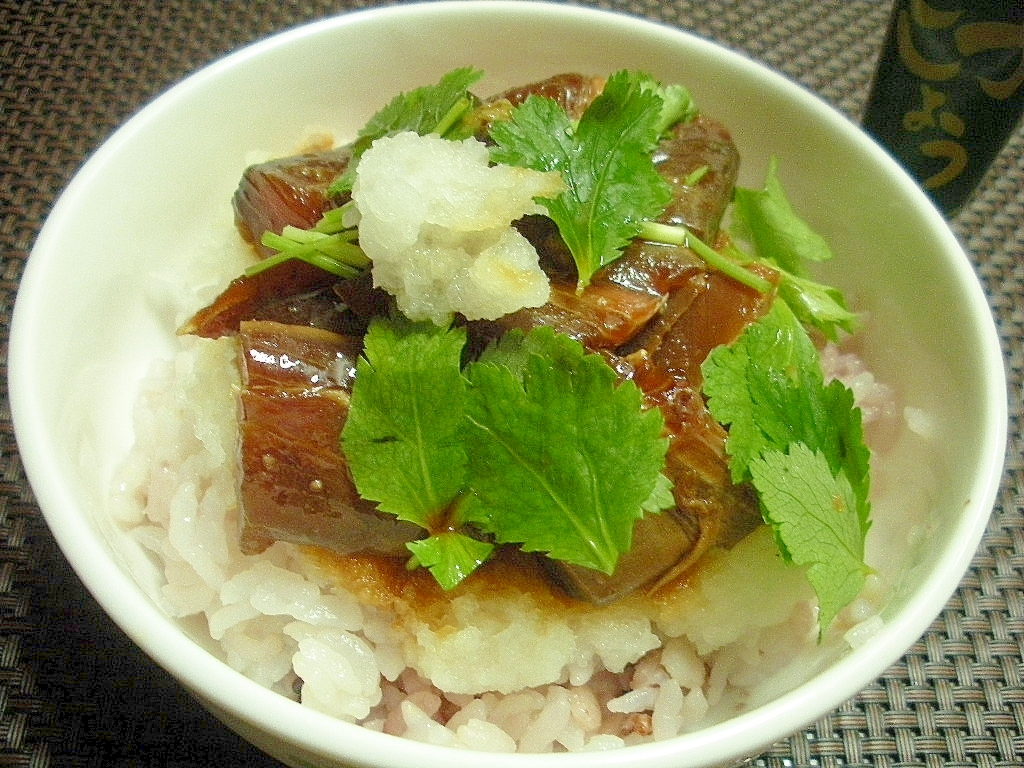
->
<box><xmin>246</xmin><ymin>227</ymin><xmax>369</xmax><ymax>278</ymax></box>
<box><xmin>639</xmin><ymin>220</ymin><xmax>773</xmax><ymax>293</ymax></box>
<box><xmin>314</xmin><ymin>203</ymin><xmax>359</xmax><ymax>233</ymax></box>
<box><xmin>682</xmin><ymin>165</ymin><xmax>709</xmax><ymax>186</ymax></box>
<box><xmin>434</xmin><ymin>95</ymin><xmax>475</xmax><ymax>138</ymax></box>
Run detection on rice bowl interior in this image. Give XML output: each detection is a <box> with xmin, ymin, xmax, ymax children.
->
<box><xmin>7</xmin><ymin>3</ymin><xmax>1007</xmax><ymax>768</ymax></box>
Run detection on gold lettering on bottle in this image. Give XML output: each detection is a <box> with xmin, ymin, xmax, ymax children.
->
<box><xmin>903</xmin><ymin>84</ymin><xmax>966</xmax><ymax>138</ymax></box>
<box><xmin>910</xmin><ymin>0</ymin><xmax>963</xmax><ymax>31</ymax></box>
<box><xmin>883</xmin><ymin>1</ymin><xmax>1020</xmax><ymax>199</ymax></box>
<box><xmin>954</xmin><ymin>21</ymin><xmax>1024</xmax><ymax>100</ymax></box>
<box><xmin>904</xmin><ymin>83</ymin><xmax>947</xmax><ymax>130</ymax></box>
<box><xmin>898</xmin><ymin>8</ymin><xmax>962</xmax><ymax>81</ymax></box>
<box><xmin>938</xmin><ymin>110</ymin><xmax>966</xmax><ymax>137</ymax></box>
<box><xmin>919</xmin><ymin>139</ymin><xmax>969</xmax><ymax>189</ymax></box>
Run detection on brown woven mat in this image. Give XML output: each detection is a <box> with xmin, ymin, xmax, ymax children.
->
<box><xmin>1</xmin><ymin>1</ymin><xmax>1021</xmax><ymax>765</ymax></box>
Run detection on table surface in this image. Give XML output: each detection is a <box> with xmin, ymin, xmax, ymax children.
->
<box><xmin>1</xmin><ymin>1</ymin><xmax>1021</xmax><ymax>766</ymax></box>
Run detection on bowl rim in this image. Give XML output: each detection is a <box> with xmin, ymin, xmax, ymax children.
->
<box><xmin>8</xmin><ymin>2</ymin><xmax>1009</xmax><ymax>766</ymax></box>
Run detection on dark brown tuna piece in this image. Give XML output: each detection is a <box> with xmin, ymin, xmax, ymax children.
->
<box><xmin>468</xmin><ymin>73</ymin><xmax>606</xmax><ymax>139</ymax></box>
<box><xmin>489</xmin><ymin>72</ymin><xmax>606</xmax><ymax>118</ymax></box>
<box><xmin>233</xmin><ymin>147</ymin><xmax>351</xmax><ymax>253</ymax></box>
<box><xmin>650</xmin><ymin>115</ymin><xmax>740</xmax><ymax>244</ymax></box>
<box><xmin>596</xmin><ymin>115</ymin><xmax>741</xmax><ymax>299</ymax></box>
<box><xmin>180</xmin><ymin>261</ymin><xmax>340</xmax><ymax>338</ymax></box>
<box><xmin>589</xmin><ymin>115</ymin><xmax>742</xmax><ymax>357</ymax></box>
<box><xmin>495</xmin><ymin>281</ymin><xmax>663</xmax><ymax>350</ymax></box>
<box><xmin>182</xmin><ymin>144</ymin><xmax>356</xmax><ymax>338</ymax></box>
<box><xmin>543</xmin><ymin>509</ymin><xmax>703</xmax><ymax>605</ymax></box>
<box><xmin>236</xmin><ymin>320</ymin><xmax>420</xmax><ymax>557</ymax></box>
<box><xmin>181</xmin><ymin>265</ymin><xmax>387</xmax><ymax>340</ymax></box>
<box><xmin>637</xmin><ymin>261</ymin><xmax>779</xmax><ymax>385</ymax></box>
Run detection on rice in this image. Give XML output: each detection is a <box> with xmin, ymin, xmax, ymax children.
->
<box><xmin>109</xmin><ymin>333</ymin><xmax>899</xmax><ymax>752</ymax></box>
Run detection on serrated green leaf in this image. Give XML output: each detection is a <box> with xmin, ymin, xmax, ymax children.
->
<box><xmin>489</xmin><ymin>70</ymin><xmax>674</xmax><ymax>289</ymax></box>
<box><xmin>729</xmin><ymin>158</ymin><xmax>860</xmax><ymax>340</ymax></box>
<box><xmin>732</xmin><ymin>157</ymin><xmax>834</xmax><ymax>275</ymax></box>
<box><xmin>749</xmin><ymin>444</ymin><xmax>869</xmax><ymax>632</ymax></box>
<box><xmin>488</xmin><ymin>95</ymin><xmax>575</xmax><ymax>175</ymax></box>
<box><xmin>702</xmin><ymin>301</ymin><xmax>820</xmax><ymax>481</ymax></box>
<box><xmin>702</xmin><ymin>300</ymin><xmax>872</xmax><ymax>632</ymax></box>
<box><xmin>777</xmin><ymin>270</ymin><xmax>862</xmax><ymax>342</ymax></box>
<box><xmin>340</xmin><ymin>317</ymin><xmax>468</xmax><ymax>526</ymax></box>
<box><xmin>406</xmin><ymin>533</ymin><xmax>495</xmax><ymax>591</ymax></box>
<box><xmin>341</xmin><ymin>319</ymin><xmax>671</xmax><ymax>591</ymax></box>
<box><xmin>647</xmin><ymin>80</ymin><xmax>698</xmax><ymax>136</ymax></box>
<box><xmin>357</xmin><ymin>67</ymin><xmax>485</xmax><ymax>146</ymax></box>
<box><xmin>642</xmin><ymin>472</ymin><xmax>675</xmax><ymax>513</ymax></box>
<box><xmin>462</xmin><ymin>327</ymin><xmax>668</xmax><ymax>573</ymax></box>
<box><xmin>702</xmin><ymin>300</ymin><xmax>868</xmax><ymax>494</ymax></box>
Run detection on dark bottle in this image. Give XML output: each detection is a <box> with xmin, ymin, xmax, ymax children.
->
<box><xmin>862</xmin><ymin>0</ymin><xmax>1023</xmax><ymax>215</ymax></box>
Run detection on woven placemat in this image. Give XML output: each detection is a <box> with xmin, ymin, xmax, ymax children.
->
<box><xmin>1</xmin><ymin>1</ymin><xmax>1021</xmax><ymax>766</ymax></box>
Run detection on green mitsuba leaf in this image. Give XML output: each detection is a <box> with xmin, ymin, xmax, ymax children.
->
<box><xmin>731</xmin><ymin>158</ymin><xmax>860</xmax><ymax>339</ymax></box>
<box><xmin>701</xmin><ymin>300</ymin><xmax>871</xmax><ymax>633</ymax></box>
<box><xmin>489</xmin><ymin>70</ymin><xmax>680</xmax><ymax>289</ymax></box>
<box><xmin>749</xmin><ymin>444</ymin><xmax>869</xmax><ymax>632</ymax></box>
<box><xmin>406</xmin><ymin>533</ymin><xmax>495</xmax><ymax>592</ymax></box>
<box><xmin>732</xmin><ymin>157</ymin><xmax>833</xmax><ymax>275</ymax></box>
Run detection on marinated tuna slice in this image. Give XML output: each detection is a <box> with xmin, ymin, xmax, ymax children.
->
<box><xmin>233</xmin><ymin>147</ymin><xmax>351</xmax><ymax>253</ymax></box>
<box><xmin>653</xmin><ymin>115</ymin><xmax>740</xmax><ymax>243</ymax></box>
<box><xmin>496</xmin><ymin>281</ymin><xmax>662</xmax><ymax>349</ymax></box>
<box><xmin>547</xmin><ymin>379</ymin><xmax>760</xmax><ymax>605</ymax></box>
<box><xmin>492</xmin><ymin>112</ymin><xmax>769</xmax><ymax>602</ymax></box>
<box><xmin>184</xmin><ymin>144</ymin><xmax>356</xmax><ymax>338</ymax></box>
<box><xmin>632</xmin><ymin>266</ymin><xmax>776</xmax><ymax>591</ymax></box>
<box><xmin>182</xmin><ymin>264</ymin><xmax>388</xmax><ymax>340</ymax></box>
<box><xmin>469</xmin><ymin>73</ymin><xmax>606</xmax><ymax>139</ymax></box>
<box><xmin>638</xmin><ymin>262</ymin><xmax>779</xmax><ymax>386</ymax></box>
<box><xmin>180</xmin><ymin>260</ymin><xmax>339</xmax><ymax>338</ymax></box>
<box><xmin>601</xmin><ymin>116</ymin><xmax>741</xmax><ymax>355</ymax></box>
<box><xmin>592</xmin><ymin>116</ymin><xmax>739</xmax><ymax>296</ymax></box>
<box><xmin>544</xmin><ymin>508</ymin><xmax>702</xmax><ymax>605</ymax></box>
<box><xmin>488</xmin><ymin>72</ymin><xmax>606</xmax><ymax>118</ymax></box>
<box><xmin>601</xmin><ymin>241</ymin><xmax>707</xmax><ymax>298</ymax></box>
<box><xmin>648</xmin><ymin>386</ymin><xmax>761</xmax><ymax>593</ymax></box>
<box><xmin>237</xmin><ymin>320</ymin><xmax>420</xmax><ymax>556</ymax></box>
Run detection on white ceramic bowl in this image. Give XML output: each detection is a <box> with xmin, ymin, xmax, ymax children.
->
<box><xmin>8</xmin><ymin>2</ymin><xmax>1008</xmax><ymax>766</ymax></box>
